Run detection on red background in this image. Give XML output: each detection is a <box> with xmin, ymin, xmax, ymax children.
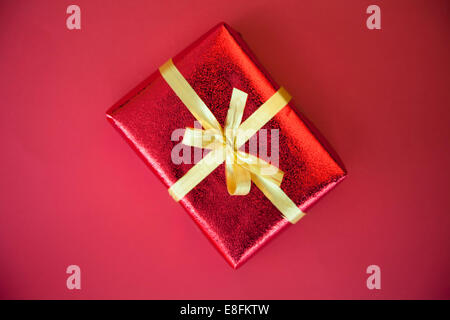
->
<box><xmin>0</xmin><ymin>0</ymin><xmax>449</xmax><ymax>299</ymax></box>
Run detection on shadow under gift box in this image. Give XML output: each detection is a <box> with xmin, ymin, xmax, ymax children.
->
<box><xmin>106</xmin><ymin>22</ymin><xmax>347</xmax><ymax>268</ymax></box>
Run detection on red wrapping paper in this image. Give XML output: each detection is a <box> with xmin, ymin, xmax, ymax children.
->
<box><xmin>106</xmin><ymin>22</ymin><xmax>346</xmax><ymax>268</ymax></box>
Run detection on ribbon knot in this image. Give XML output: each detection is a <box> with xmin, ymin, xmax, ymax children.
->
<box><xmin>159</xmin><ymin>59</ymin><xmax>304</xmax><ymax>223</ymax></box>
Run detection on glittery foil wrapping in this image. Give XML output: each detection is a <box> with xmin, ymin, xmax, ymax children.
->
<box><xmin>106</xmin><ymin>23</ymin><xmax>346</xmax><ymax>268</ymax></box>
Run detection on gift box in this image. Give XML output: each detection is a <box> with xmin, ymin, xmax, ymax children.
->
<box><xmin>106</xmin><ymin>22</ymin><xmax>346</xmax><ymax>268</ymax></box>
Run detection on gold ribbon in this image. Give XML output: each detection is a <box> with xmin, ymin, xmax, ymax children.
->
<box><xmin>159</xmin><ymin>59</ymin><xmax>305</xmax><ymax>224</ymax></box>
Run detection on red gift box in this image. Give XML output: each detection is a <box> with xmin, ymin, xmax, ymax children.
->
<box><xmin>106</xmin><ymin>22</ymin><xmax>346</xmax><ymax>268</ymax></box>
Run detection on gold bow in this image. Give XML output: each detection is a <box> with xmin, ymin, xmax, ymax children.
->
<box><xmin>159</xmin><ymin>59</ymin><xmax>305</xmax><ymax>224</ymax></box>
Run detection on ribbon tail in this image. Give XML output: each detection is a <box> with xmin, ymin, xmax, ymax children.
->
<box><xmin>224</xmin><ymin>88</ymin><xmax>251</xmax><ymax>195</ymax></box>
<box><xmin>251</xmin><ymin>174</ymin><xmax>305</xmax><ymax>224</ymax></box>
